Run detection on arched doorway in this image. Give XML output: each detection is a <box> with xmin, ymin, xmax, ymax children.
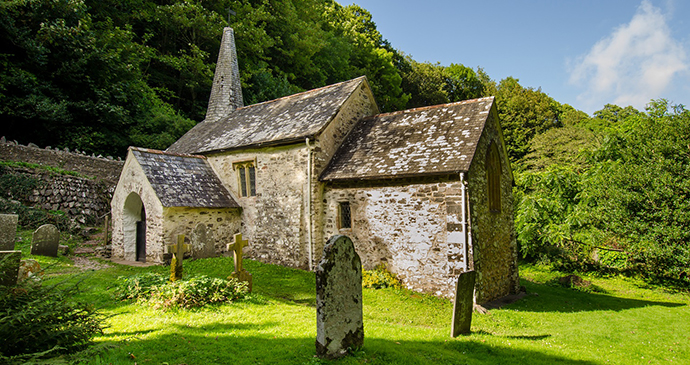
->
<box><xmin>123</xmin><ymin>192</ymin><xmax>146</xmax><ymax>262</ymax></box>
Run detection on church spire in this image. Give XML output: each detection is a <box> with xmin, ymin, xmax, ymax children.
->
<box><xmin>205</xmin><ymin>27</ymin><xmax>243</xmax><ymax>122</ymax></box>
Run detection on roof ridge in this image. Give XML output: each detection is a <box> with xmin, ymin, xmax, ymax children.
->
<box><xmin>229</xmin><ymin>76</ymin><xmax>366</xmax><ymax>113</ymax></box>
<box><xmin>130</xmin><ymin>146</ymin><xmax>206</xmax><ymax>160</ymax></box>
<box><xmin>367</xmin><ymin>96</ymin><xmax>495</xmax><ymax>119</ymax></box>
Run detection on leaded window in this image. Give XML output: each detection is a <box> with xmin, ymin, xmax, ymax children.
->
<box><xmin>487</xmin><ymin>141</ymin><xmax>501</xmax><ymax>213</ymax></box>
<box><xmin>235</xmin><ymin>161</ymin><xmax>256</xmax><ymax>197</ymax></box>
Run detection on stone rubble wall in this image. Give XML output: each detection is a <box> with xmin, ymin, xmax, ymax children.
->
<box><xmin>0</xmin><ymin>138</ymin><xmax>124</xmax><ymax>224</ymax></box>
<box><xmin>207</xmin><ymin>144</ymin><xmax>310</xmax><ymax>269</ymax></box>
<box><xmin>0</xmin><ymin>138</ymin><xmax>124</xmax><ymax>184</ymax></box>
<box><xmin>466</xmin><ymin>110</ymin><xmax>520</xmax><ymax>304</ymax></box>
<box><xmin>322</xmin><ymin>177</ymin><xmax>469</xmax><ymax>298</ymax></box>
<box><xmin>3</xmin><ymin>166</ymin><xmax>114</xmax><ymax>224</ymax></box>
<box><xmin>163</xmin><ymin>207</ymin><xmax>241</xmax><ymax>258</ymax></box>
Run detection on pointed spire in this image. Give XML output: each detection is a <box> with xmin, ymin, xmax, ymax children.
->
<box><xmin>205</xmin><ymin>27</ymin><xmax>243</xmax><ymax>122</ymax></box>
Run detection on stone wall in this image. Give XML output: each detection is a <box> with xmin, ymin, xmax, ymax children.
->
<box><xmin>163</xmin><ymin>207</ymin><xmax>241</xmax><ymax>257</ymax></box>
<box><xmin>322</xmin><ymin>177</ymin><xmax>469</xmax><ymax>298</ymax></box>
<box><xmin>0</xmin><ymin>139</ymin><xmax>123</xmax><ymax>184</ymax></box>
<box><xmin>110</xmin><ymin>152</ymin><xmax>165</xmax><ymax>262</ymax></box>
<box><xmin>466</xmin><ymin>110</ymin><xmax>520</xmax><ymax>304</ymax></box>
<box><xmin>207</xmin><ymin>144</ymin><xmax>311</xmax><ymax>269</ymax></box>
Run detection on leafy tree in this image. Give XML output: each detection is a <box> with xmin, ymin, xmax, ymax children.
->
<box><xmin>494</xmin><ymin>77</ymin><xmax>563</xmax><ymax>161</ymax></box>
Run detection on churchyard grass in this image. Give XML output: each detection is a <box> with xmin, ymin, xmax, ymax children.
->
<box><xmin>19</xmin><ymin>249</ymin><xmax>690</xmax><ymax>364</ymax></box>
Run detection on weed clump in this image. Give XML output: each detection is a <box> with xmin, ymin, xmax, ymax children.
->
<box><xmin>115</xmin><ymin>273</ymin><xmax>249</xmax><ymax>310</ymax></box>
<box><xmin>362</xmin><ymin>264</ymin><xmax>402</xmax><ymax>289</ymax></box>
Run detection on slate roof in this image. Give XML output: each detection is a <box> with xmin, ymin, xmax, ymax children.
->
<box><xmin>167</xmin><ymin>77</ymin><xmax>368</xmax><ymax>155</ymax></box>
<box><xmin>320</xmin><ymin>97</ymin><xmax>495</xmax><ymax>181</ymax></box>
<box><xmin>131</xmin><ymin>148</ymin><xmax>239</xmax><ymax>208</ymax></box>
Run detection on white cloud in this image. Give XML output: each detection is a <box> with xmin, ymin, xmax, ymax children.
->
<box><xmin>569</xmin><ymin>0</ymin><xmax>688</xmax><ymax>112</ymax></box>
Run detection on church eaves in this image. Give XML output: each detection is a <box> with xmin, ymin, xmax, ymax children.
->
<box><xmin>131</xmin><ymin>148</ymin><xmax>239</xmax><ymax>208</ymax></box>
<box><xmin>320</xmin><ymin>97</ymin><xmax>496</xmax><ymax>181</ymax></box>
<box><xmin>167</xmin><ymin>76</ymin><xmax>368</xmax><ymax>155</ymax></box>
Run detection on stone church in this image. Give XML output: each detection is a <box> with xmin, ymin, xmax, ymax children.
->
<box><xmin>111</xmin><ymin>27</ymin><xmax>519</xmax><ymax>303</ymax></box>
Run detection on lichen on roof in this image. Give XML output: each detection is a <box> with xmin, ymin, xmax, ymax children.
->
<box><xmin>131</xmin><ymin>148</ymin><xmax>239</xmax><ymax>208</ymax></box>
<box><xmin>320</xmin><ymin>97</ymin><xmax>495</xmax><ymax>181</ymax></box>
<box><xmin>167</xmin><ymin>77</ymin><xmax>367</xmax><ymax>155</ymax></box>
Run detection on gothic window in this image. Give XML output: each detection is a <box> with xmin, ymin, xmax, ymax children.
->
<box><xmin>338</xmin><ymin>201</ymin><xmax>352</xmax><ymax>229</ymax></box>
<box><xmin>235</xmin><ymin>161</ymin><xmax>256</xmax><ymax>197</ymax></box>
<box><xmin>487</xmin><ymin>141</ymin><xmax>501</xmax><ymax>213</ymax></box>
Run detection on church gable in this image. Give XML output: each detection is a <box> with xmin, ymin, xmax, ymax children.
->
<box><xmin>167</xmin><ymin>77</ymin><xmax>369</xmax><ymax>155</ymax></box>
<box><xmin>320</xmin><ymin>97</ymin><xmax>495</xmax><ymax>181</ymax></box>
<box><xmin>131</xmin><ymin>147</ymin><xmax>238</xmax><ymax>208</ymax></box>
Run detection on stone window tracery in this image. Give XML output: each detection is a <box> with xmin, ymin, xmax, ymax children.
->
<box><xmin>234</xmin><ymin>161</ymin><xmax>256</xmax><ymax>197</ymax></box>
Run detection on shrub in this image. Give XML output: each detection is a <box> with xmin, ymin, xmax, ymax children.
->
<box><xmin>115</xmin><ymin>274</ymin><xmax>249</xmax><ymax>310</ymax></box>
<box><xmin>114</xmin><ymin>272</ymin><xmax>168</xmax><ymax>300</ymax></box>
<box><xmin>362</xmin><ymin>264</ymin><xmax>402</xmax><ymax>289</ymax></box>
<box><xmin>0</xmin><ymin>278</ymin><xmax>104</xmax><ymax>360</ymax></box>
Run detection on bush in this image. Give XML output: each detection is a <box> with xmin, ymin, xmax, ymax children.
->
<box><xmin>115</xmin><ymin>273</ymin><xmax>249</xmax><ymax>310</ymax></box>
<box><xmin>362</xmin><ymin>264</ymin><xmax>402</xmax><ymax>289</ymax></box>
<box><xmin>0</xmin><ymin>278</ymin><xmax>104</xmax><ymax>360</ymax></box>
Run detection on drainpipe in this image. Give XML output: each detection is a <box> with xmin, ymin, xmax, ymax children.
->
<box><xmin>306</xmin><ymin>138</ymin><xmax>314</xmax><ymax>271</ymax></box>
<box><xmin>460</xmin><ymin>172</ymin><xmax>469</xmax><ymax>271</ymax></box>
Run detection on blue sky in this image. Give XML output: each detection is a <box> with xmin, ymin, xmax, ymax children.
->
<box><xmin>350</xmin><ymin>0</ymin><xmax>690</xmax><ymax>115</ymax></box>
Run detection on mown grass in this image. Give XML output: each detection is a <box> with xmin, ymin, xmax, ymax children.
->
<box><xmin>20</xmin><ymin>248</ymin><xmax>690</xmax><ymax>365</ymax></box>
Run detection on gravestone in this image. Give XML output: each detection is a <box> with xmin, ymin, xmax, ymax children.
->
<box><xmin>31</xmin><ymin>224</ymin><xmax>60</xmax><ymax>257</ymax></box>
<box><xmin>451</xmin><ymin>270</ymin><xmax>477</xmax><ymax>337</ymax></box>
<box><xmin>0</xmin><ymin>251</ymin><xmax>22</xmax><ymax>286</ymax></box>
<box><xmin>191</xmin><ymin>223</ymin><xmax>215</xmax><ymax>259</ymax></box>
<box><xmin>0</xmin><ymin>214</ymin><xmax>18</xmax><ymax>250</ymax></box>
<box><xmin>166</xmin><ymin>234</ymin><xmax>191</xmax><ymax>281</ymax></box>
<box><xmin>227</xmin><ymin>233</ymin><xmax>252</xmax><ymax>292</ymax></box>
<box><xmin>315</xmin><ymin>235</ymin><xmax>363</xmax><ymax>359</ymax></box>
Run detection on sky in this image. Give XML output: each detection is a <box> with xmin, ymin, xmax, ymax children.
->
<box><xmin>349</xmin><ymin>0</ymin><xmax>690</xmax><ymax>115</ymax></box>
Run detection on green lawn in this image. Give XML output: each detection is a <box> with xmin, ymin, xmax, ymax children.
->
<box><xmin>21</xmin><ymin>251</ymin><xmax>690</xmax><ymax>364</ymax></box>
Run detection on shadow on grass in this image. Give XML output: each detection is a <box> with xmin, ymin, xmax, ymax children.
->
<box><xmin>92</xmin><ymin>324</ymin><xmax>599</xmax><ymax>365</ymax></box>
<box><xmin>509</xmin><ymin>279</ymin><xmax>686</xmax><ymax>313</ymax></box>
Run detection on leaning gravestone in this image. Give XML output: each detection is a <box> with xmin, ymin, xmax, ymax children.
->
<box><xmin>315</xmin><ymin>235</ymin><xmax>363</xmax><ymax>359</ymax></box>
<box><xmin>0</xmin><ymin>214</ymin><xmax>18</xmax><ymax>250</ymax></box>
<box><xmin>0</xmin><ymin>250</ymin><xmax>22</xmax><ymax>286</ymax></box>
<box><xmin>451</xmin><ymin>270</ymin><xmax>477</xmax><ymax>337</ymax></box>
<box><xmin>31</xmin><ymin>224</ymin><xmax>60</xmax><ymax>257</ymax></box>
<box><xmin>191</xmin><ymin>223</ymin><xmax>215</xmax><ymax>259</ymax></box>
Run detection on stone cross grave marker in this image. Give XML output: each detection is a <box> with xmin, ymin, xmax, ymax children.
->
<box><xmin>0</xmin><ymin>214</ymin><xmax>18</xmax><ymax>250</ymax></box>
<box><xmin>315</xmin><ymin>235</ymin><xmax>363</xmax><ymax>360</ymax></box>
<box><xmin>166</xmin><ymin>234</ymin><xmax>191</xmax><ymax>282</ymax></box>
<box><xmin>0</xmin><ymin>250</ymin><xmax>22</xmax><ymax>286</ymax></box>
<box><xmin>191</xmin><ymin>223</ymin><xmax>215</xmax><ymax>259</ymax></box>
<box><xmin>451</xmin><ymin>270</ymin><xmax>477</xmax><ymax>337</ymax></box>
<box><xmin>31</xmin><ymin>224</ymin><xmax>60</xmax><ymax>257</ymax></box>
<box><xmin>227</xmin><ymin>233</ymin><xmax>252</xmax><ymax>292</ymax></box>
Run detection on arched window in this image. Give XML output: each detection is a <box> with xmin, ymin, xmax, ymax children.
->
<box><xmin>486</xmin><ymin>141</ymin><xmax>501</xmax><ymax>213</ymax></box>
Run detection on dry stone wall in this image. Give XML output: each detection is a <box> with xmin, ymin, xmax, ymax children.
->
<box><xmin>0</xmin><ymin>138</ymin><xmax>123</xmax><ymax>184</ymax></box>
<box><xmin>0</xmin><ymin>138</ymin><xmax>124</xmax><ymax>224</ymax></box>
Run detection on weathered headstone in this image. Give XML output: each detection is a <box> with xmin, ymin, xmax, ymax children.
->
<box><xmin>0</xmin><ymin>214</ymin><xmax>18</xmax><ymax>250</ymax></box>
<box><xmin>227</xmin><ymin>233</ymin><xmax>252</xmax><ymax>292</ymax></box>
<box><xmin>166</xmin><ymin>234</ymin><xmax>191</xmax><ymax>282</ymax></box>
<box><xmin>451</xmin><ymin>270</ymin><xmax>477</xmax><ymax>337</ymax></box>
<box><xmin>315</xmin><ymin>235</ymin><xmax>363</xmax><ymax>359</ymax></box>
<box><xmin>191</xmin><ymin>223</ymin><xmax>215</xmax><ymax>259</ymax></box>
<box><xmin>31</xmin><ymin>224</ymin><xmax>60</xmax><ymax>257</ymax></box>
<box><xmin>18</xmin><ymin>259</ymin><xmax>42</xmax><ymax>281</ymax></box>
<box><xmin>0</xmin><ymin>251</ymin><xmax>22</xmax><ymax>286</ymax></box>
